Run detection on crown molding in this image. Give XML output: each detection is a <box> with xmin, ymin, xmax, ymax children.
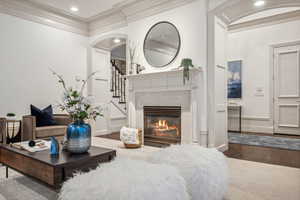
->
<box><xmin>125</xmin><ymin>0</ymin><xmax>196</xmax><ymax>23</ymax></box>
<box><xmin>0</xmin><ymin>0</ymin><xmax>196</xmax><ymax>37</ymax></box>
<box><xmin>0</xmin><ymin>0</ymin><xmax>89</xmax><ymax>35</ymax></box>
<box><xmin>25</xmin><ymin>0</ymin><xmax>87</xmax><ymax>22</ymax></box>
<box><xmin>88</xmin><ymin>0</ymin><xmax>196</xmax><ymax>36</ymax></box>
<box><xmin>229</xmin><ymin>9</ymin><xmax>300</xmax><ymax>32</ymax></box>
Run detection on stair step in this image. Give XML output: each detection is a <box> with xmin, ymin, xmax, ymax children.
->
<box><xmin>119</xmin><ymin>101</ymin><xmax>126</xmax><ymax>104</ymax></box>
<box><xmin>112</xmin><ymin>96</ymin><xmax>120</xmax><ymax>98</ymax></box>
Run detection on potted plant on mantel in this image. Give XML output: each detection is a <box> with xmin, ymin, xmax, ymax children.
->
<box><xmin>51</xmin><ymin>70</ymin><xmax>103</xmax><ymax>154</ymax></box>
<box><xmin>6</xmin><ymin>113</ymin><xmax>16</xmax><ymax>120</ymax></box>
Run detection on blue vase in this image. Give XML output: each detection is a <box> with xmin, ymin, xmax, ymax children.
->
<box><xmin>67</xmin><ymin>120</ymin><xmax>91</xmax><ymax>154</ymax></box>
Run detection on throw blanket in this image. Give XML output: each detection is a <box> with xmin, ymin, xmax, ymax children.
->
<box><xmin>120</xmin><ymin>127</ymin><xmax>139</xmax><ymax>145</ymax></box>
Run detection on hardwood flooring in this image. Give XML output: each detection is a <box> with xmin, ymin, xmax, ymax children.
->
<box><xmin>99</xmin><ymin>132</ymin><xmax>121</xmax><ymax>141</ymax></box>
<box><xmin>224</xmin><ymin>143</ymin><xmax>300</xmax><ymax>169</ymax></box>
<box><xmin>98</xmin><ymin>132</ymin><xmax>300</xmax><ymax>169</ymax></box>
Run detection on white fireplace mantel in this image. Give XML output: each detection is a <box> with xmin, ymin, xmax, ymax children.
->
<box><xmin>127</xmin><ymin>68</ymin><xmax>202</xmax><ymax>92</ymax></box>
<box><xmin>127</xmin><ymin>67</ymin><xmax>204</xmax><ymax>145</ymax></box>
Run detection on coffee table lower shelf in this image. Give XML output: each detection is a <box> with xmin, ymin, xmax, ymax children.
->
<box><xmin>0</xmin><ymin>145</ymin><xmax>116</xmax><ymax>189</ymax></box>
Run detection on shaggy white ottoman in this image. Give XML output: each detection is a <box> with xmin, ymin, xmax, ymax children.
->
<box><xmin>59</xmin><ymin>158</ymin><xmax>189</xmax><ymax>200</ymax></box>
<box><xmin>148</xmin><ymin>145</ymin><xmax>228</xmax><ymax>200</ymax></box>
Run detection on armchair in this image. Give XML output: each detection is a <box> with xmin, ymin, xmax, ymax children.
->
<box><xmin>0</xmin><ymin>118</ymin><xmax>7</xmax><ymax>144</ymax></box>
<box><xmin>22</xmin><ymin>114</ymin><xmax>71</xmax><ymax>141</ymax></box>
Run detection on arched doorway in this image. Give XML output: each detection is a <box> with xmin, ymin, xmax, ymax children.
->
<box><xmin>88</xmin><ymin>34</ymin><xmax>128</xmax><ymax>136</ymax></box>
<box><xmin>207</xmin><ymin>0</ymin><xmax>300</xmax><ymax>151</ymax></box>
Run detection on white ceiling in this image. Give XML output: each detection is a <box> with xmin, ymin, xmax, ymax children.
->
<box><xmin>27</xmin><ymin>0</ymin><xmax>129</xmax><ymax>19</ymax></box>
<box><xmin>216</xmin><ymin>0</ymin><xmax>300</xmax><ymax>24</ymax></box>
<box><xmin>231</xmin><ymin>7</ymin><xmax>300</xmax><ymax>24</ymax></box>
<box><xmin>95</xmin><ymin>37</ymin><xmax>126</xmax><ymax>50</ymax></box>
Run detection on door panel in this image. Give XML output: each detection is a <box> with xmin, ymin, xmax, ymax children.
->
<box><xmin>213</xmin><ymin>17</ymin><xmax>228</xmax><ymax>149</ymax></box>
<box><xmin>91</xmin><ymin>48</ymin><xmax>111</xmax><ymax>135</ymax></box>
<box><xmin>278</xmin><ymin>104</ymin><xmax>300</xmax><ymax>127</ymax></box>
<box><xmin>274</xmin><ymin>45</ymin><xmax>300</xmax><ymax>135</ymax></box>
<box><xmin>215</xmin><ymin>65</ymin><xmax>228</xmax><ymax>147</ymax></box>
<box><xmin>278</xmin><ymin>51</ymin><xmax>299</xmax><ymax>97</ymax></box>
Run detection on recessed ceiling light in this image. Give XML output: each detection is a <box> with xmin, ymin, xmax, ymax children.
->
<box><xmin>113</xmin><ymin>38</ymin><xmax>121</xmax><ymax>43</ymax></box>
<box><xmin>70</xmin><ymin>6</ymin><xmax>79</xmax><ymax>12</ymax></box>
<box><xmin>254</xmin><ymin>0</ymin><xmax>265</xmax><ymax>7</ymax></box>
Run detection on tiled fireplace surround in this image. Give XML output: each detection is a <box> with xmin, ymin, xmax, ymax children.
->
<box><xmin>127</xmin><ymin>68</ymin><xmax>205</xmax><ymax>145</ymax></box>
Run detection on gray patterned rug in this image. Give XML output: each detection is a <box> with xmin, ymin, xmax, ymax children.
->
<box><xmin>0</xmin><ymin>167</ymin><xmax>57</xmax><ymax>200</ymax></box>
<box><xmin>228</xmin><ymin>132</ymin><xmax>300</xmax><ymax>151</ymax></box>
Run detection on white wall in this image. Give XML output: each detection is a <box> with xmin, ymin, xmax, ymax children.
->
<box><xmin>127</xmin><ymin>1</ymin><xmax>207</xmax><ymax>73</ymax></box>
<box><xmin>128</xmin><ymin>0</ymin><xmax>208</xmax><ymax>139</ymax></box>
<box><xmin>228</xmin><ymin>19</ymin><xmax>300</xmax><ymax>133</ymax></box>
<box><xmin>0</xmin><ymin>13</ymin><xmax>88</xmax><ymax>117</ymax></box>
<box><xmin>90</xmin><ymin>0</ymin><xmax>209</xmax><ymax>142</ymax></box>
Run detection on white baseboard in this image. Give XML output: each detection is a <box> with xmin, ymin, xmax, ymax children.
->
<box><xmin>93</xmin><ymin>129</ymin><xmax>109</xmax><ymax>136</ymax></box>
<box><xmin>198</xmin><ymin>131</ymin><xmax>208</xmax><ymax>147</ymax></box>
<box><xmin>240</xmin><ymin>125</ymin><xmax>274</xmax><ymax>134</ymax></box>
<box><xmin>111</xmin><ymin>116</ymin><xmax>127</xmax><ymax>120</ymax></box>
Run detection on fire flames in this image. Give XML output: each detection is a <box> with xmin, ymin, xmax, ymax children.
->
<box><xmin>153</xmin><ymin>120</ymin><xmax>179</xmax><ymax>136</ymax></box>
<box><xmin>157</xmin><ymin>120</ymin><xmax>169</xmax><ymax>129</ymax></box>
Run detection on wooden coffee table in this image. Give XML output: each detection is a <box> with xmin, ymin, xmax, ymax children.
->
<box><xmin>0</xmin><ymin>144</ymin><xmax>116</xmax><ymax>189</ymax></box>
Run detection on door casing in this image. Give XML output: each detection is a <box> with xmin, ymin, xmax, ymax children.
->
<box><xmin>270</xmin><ymin>40</ymin><xmax>300</xmax><ymax>134</ymax></box>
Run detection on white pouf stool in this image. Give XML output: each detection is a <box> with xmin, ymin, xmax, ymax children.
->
<box><xmin>148</xmin><ymin>145</ymin><xmax>229</xmax><ymax>200</ymax></box>
<box><xmin>59</xmin><ymin>158</ymin><xmax>189</xmax><ymax>200</ymax></box>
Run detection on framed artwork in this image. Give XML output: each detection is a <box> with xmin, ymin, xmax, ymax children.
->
<box><xmin>228</xmin><ymin>60</ymin><xmax>242</xmax><ymax>98</ymax></box>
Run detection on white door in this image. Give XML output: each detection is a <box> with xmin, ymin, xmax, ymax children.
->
<box><xmin>90</xmin><ymin>48</ymin><xmax>111</xmax><ymax>135</ymax></box>
<box><xmin>212</xmin><ymin>17</ymin><xmax>228</xmax><ymax>150</ymax></box>
<box><xmin>274</xmin><ymin>45</ymin><xmax>300</xmax><ymax>135</ymax></box>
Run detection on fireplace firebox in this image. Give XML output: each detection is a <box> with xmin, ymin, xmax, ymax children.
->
<box><xmin>144</xmin><ymin>106</ymin><xmax>181</xmax><ymax>146</ymax></box>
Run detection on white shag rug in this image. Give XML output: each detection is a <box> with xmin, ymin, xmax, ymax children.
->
<box><xmin>1</xmin><ymin>138</ymin><xmax>300</xmax><ymax>200</ymax></box>
<box><xmin>148</xmin><ymin>144</ymin><xmax>229</xmax><ymax>200</ymax></box>
<box><xmin>59</xmin><ymin>158</ymin><xmax>190</xmax><ymax>200</ymax></box>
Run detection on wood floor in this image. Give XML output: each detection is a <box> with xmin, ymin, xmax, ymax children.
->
<box><xmin>98</xmin><ymin>132</ymin><xmax>300</xmax><ymax>169</ymax></box>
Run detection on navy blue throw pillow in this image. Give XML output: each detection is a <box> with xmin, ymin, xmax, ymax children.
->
<box><xmin>30</xmin><ymin>105</ymin><xmax>57</xmax><ymax>127</ymax></box>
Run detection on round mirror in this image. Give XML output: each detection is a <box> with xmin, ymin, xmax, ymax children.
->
<box><xmin>143</xmin><ymin>22</ymin><xmax>181</xmax><ymax>68</ymax></box>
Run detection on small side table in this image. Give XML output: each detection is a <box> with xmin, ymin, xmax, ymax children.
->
<box><xmin>228</xmin><ymin>105</ymin><xmax>242</xmax><ymax>133</ymax></box>
<box><xmin>6</xmin><ymin>119</ymin><xmax>21</xmax><ymax>144</ymax></box>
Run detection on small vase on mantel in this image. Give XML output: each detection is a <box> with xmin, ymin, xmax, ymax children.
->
<box><xmin>129</xmin><ymin>63</ymin><xmax>134</xmax><ymax>75</ymax></box>
<box><xmin>67</xmin><ymin>120</ymin><xmax>91</xmax><ymax>154</ymax></box>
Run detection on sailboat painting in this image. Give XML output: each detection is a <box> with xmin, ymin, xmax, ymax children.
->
<box><xmin>228</xmin><ymin>60</ymin><xmax>242</xmax><ymax>98</ymax></box>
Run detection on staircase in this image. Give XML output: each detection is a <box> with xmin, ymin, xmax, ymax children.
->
<box><xmin>110</xmin><ymin>59</ymin><xmax>127</xmax><ymax>112</ymax></box>
<box><xmin>107</xmin><ymin>59</ymin><xmax>127</xmax><ymax>133</ymax></box>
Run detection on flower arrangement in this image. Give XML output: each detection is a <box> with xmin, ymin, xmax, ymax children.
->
<box><xmin>51</xmin><ymin>70</ymin><xmax>103</xmax><ymax>122</ymax></box>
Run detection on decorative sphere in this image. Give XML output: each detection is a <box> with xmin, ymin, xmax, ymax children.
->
<box><xmin>28</xmin><ymin>140</ymin><xmax>36</xmax><ymax>147</ymax></box>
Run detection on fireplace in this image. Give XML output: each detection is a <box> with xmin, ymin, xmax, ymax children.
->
<box><xmin>144</xmin><ymin>106</ymin><xmax>181</xmax><ymax>146</ymax></box>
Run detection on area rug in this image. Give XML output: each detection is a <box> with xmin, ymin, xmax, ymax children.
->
<box><xmin>0</xmin><ymin>167</ymin><xmax>57</xmax><ymax>200</ymax></box>
<box><xmin>228</xmin><ymin>132</ymin><xmax>300</xmax><ymax>151</ymax></box>
<box><xmin>0</xmin><ymin>137</ymin><xmax>299</xmax><ymax>200</ymax></box>
<box><xmin>1</xmin><ymin>158</ymin><xmax>300</xmax><ymax>200</ymax></box>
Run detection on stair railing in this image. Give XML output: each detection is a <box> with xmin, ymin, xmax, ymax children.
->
<box><xmin>110</xmin><ymin>59</ymin><xmax>126</xmax><ymax>110</ymax></box>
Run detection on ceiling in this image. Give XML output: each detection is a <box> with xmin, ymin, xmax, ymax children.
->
<box><xmin>4</xmin><ymin>0</ymin><xmax>192</xmax><ymax>36</ymax></box>
<box><xmin>232</xmin><ymin>7</ymin><xmax>300</xmax><ymax>24</ymax></box>
<box><xmin>27</xmin><ymin>0</ymin><xmax>130</xmax><ymax>19</ymax></box>
<box><xmin>95</xmin><ymin>37</ymin><xmax>126</xmax><ymax>50</ymax></box>
<box><xmin>216</xmin><ymin>0</ymin><xmax>300</xmax><ymax>24</ymax></box>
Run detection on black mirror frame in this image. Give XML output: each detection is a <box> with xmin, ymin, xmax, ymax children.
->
<box><xmin>143</xmin><ymin>21</ymin><xmax>181</xmax><ymax>68</ymax></box>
